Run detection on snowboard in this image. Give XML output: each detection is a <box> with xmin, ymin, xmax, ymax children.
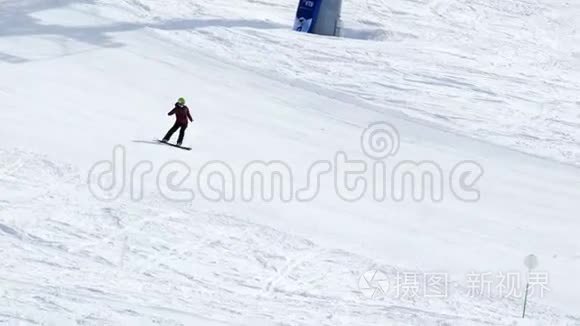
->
<box><xmin>157</xmin><ymin>140</ymin><xmax>192</xmax><ymax>151</ymax></box>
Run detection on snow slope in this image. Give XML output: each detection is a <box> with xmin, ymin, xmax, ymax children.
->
<box><xmin>0</xmin><ymin>0</ymin><xmax>579</xmax><ymax>325</ymax></box>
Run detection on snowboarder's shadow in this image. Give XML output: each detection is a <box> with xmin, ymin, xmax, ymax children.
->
<box><xmin>132</xmin><ymin>140</ymin><xmax>191</xmax><ymax>150</ymax></box>
<box><xmin>132</xmin><ymin>140</ymin><xmax>162</xmax><ymax>146</ymax></box>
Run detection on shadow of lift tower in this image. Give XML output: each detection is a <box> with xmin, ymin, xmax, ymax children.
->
<box><xmin>293</xmin><ymin>0</ymin><xmax>343</xmax><ymax>37</ymax></box>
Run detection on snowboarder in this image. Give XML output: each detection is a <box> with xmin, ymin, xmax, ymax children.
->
<box><xmin>161</xmin><ymin>97</ymin><xmax>193</xmax><ymax>146</ymax></box>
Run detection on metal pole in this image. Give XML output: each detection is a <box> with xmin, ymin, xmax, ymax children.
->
<box><xmin>522</xmin><ymin>254</ymin><xmax>538</xmax><ymax>319</ymax></box>
<box><xmin>522</xmin><ymin>281</ymin><xmax>530</xmax><ymax>318</ymax></box>
<box><xmin>312</xmin><ymin>0</ymin><xmax>343</xmax><ymax>36</ymax></box>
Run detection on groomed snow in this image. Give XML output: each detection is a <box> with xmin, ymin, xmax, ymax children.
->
<box><xmin>0</xmin><ymin>0</ymin><xmax>579</xmax><ymax>325</ymax></box>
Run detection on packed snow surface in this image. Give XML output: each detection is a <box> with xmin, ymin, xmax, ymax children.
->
<box><xmin>0</xmin><ymin>0</ymin><xmax>579</xmax><ymax>325</ymax></box>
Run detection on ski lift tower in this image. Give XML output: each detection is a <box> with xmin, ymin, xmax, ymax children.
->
<box><xmin>293</xmin><ymin>0</ymin><xmax>343</xmax><ymax>37</ymax></box>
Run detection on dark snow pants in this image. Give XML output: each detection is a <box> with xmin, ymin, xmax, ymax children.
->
<box><xmin>163</xmin><ymin>122</ymin><xmax>188</xmax><ymax>144</ymax></box>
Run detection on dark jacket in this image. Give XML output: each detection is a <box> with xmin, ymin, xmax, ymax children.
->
<box><xmin>168</xmin><ymin>103</ymin><xmax>193</xmax><ymax>125</ymax></box>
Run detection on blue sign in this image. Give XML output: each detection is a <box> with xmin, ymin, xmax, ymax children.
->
<box><xmin>293</xmin><ymin>0</ymin><xmax>322</xmax><ymax>33</ymax></box>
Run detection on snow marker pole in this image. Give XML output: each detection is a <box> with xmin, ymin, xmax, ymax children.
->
<box><xmin>522</xmin><ymin>280</ymin><xmax>530</xmax><ymax>318</ymax></box>
<box><xmin>522</xmin><ymin>254</ymin><xmax>538</xmax><ymax>319</ymax></box>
